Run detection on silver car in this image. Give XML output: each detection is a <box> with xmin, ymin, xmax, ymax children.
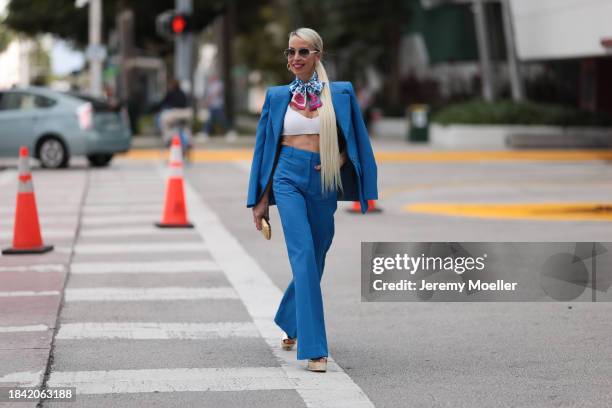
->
<box><xmin>0</xmin><ymin>86</ymin><xmax>132</xmax><ymax>168</ymax></box>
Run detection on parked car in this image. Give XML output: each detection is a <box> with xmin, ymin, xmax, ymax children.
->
<box><xmin>0</xmin><ymin>86</ymin><xmax>132</xmax><ymax>168</ymax></box>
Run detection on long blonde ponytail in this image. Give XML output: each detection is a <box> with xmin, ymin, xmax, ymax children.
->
<box><xmin>289</xmin><ymin>28</ymin><xmax>343</xmax><ymax>194</ymax></box>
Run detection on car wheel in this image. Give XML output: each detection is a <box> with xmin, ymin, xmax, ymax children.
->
<box><xmin>87</xmin><ymin>154</ymin><xmax>114</xmax><ymax>167</ymax></box>
<box><xmin>38</xmin><ymin>137</ymin><xmax>69</xmax><ymax>169</ymax></box>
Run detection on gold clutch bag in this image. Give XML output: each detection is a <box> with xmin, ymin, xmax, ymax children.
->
<box><xmin>261</xmin><ymin>217</ymin><xmax>271</xmax><ymax>240</ymax></box>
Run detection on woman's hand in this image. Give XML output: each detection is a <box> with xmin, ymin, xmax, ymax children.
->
<box><xmin>252</xmin><ymin>198</ymin><xmax>270</xmax><ymax>231</ymax></box>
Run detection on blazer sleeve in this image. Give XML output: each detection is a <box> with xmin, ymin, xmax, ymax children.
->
<box><xmin>246</xmin><ymin>89</ymin><xmax>271</xmax><ymax>208</ymax></box>
<box><xmin>347</xmin><ymin>83</ymin><xmax>378</xmax><ymax>200</ymax></box>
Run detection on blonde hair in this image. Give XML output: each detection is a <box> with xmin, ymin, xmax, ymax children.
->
<box><xmin>289</xmin><ymin>27</ymin><xmax>343</xmax><ymax>194</ymax></box>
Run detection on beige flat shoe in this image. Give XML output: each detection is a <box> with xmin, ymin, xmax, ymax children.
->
<box><xmin>281</xmin><ymin>333</ymin><xmax>296</xmax><ymax>351</ymax></box>
<box><xmin>307</xmin><ymin>357</ymin><xmax>327</xmax><ymax>372</ymax></box>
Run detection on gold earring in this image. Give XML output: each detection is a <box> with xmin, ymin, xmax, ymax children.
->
<box><xmin>287</xmin><ymin>63</ymin><xmax>291</xmax><ymax>71</ymax></box>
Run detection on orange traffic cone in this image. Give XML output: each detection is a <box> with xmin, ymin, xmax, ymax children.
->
<box><xmin>346</xmin><ymin>200</ymin><xmax>382</xmax><ymax>214</ymax></box>
<box><xmin>367</xmin><ymin>199</ymin><xmax>382</xmax><ymax>213</ymax></box>
<box><xmin>2</xmin><ymin>147</ymin><xmax>53</xmax><ymax>255</ymax></box>
<box><xmin>155</xmin><ymin>135</ymin><xmax>194</xmax><ymax>228</ymax></box>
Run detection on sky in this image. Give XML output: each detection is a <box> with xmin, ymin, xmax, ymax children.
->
<box><xmin>51</xmin><ymin>40</ymin><xmax>85</xmax><ymax>76</ymax></box>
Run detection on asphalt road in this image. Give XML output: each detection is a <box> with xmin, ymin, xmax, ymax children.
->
<box><xmin>0</xmin><ymin>142</ymin><xmax>611</xmax><ymax>407</ymax></box>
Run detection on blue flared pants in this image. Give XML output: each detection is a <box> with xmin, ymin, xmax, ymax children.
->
<box><xmin>272</xmin><ymin>145</ymin><xmax>338</xmax><ymax>360</ymax></box>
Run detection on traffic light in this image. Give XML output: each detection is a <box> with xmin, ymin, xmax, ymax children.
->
<box><xmin>156</xmin><ymin>10</ymin><xmax>192</xmax><ymax>40</ymax></box>
<box><xmin>171</xmin><ymin>14</ymin><xmax>190</xmax><ymax>35</ymax></box>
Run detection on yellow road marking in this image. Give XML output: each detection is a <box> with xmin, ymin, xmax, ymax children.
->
<box><xmin>119</xmin><ymin>149</ymin><xmax>612</xmax><ymax>163</ymax></box>
<box><xmin>379</xmin><ymin>180</ymin><xmax>612</xmax><ymax>200</ymax></box>
<box><xmin>118</xmin><ymin>149</ymin><xmax>253</xmax><ymax>161</ymax></box>
<box><xmin>404</xmin><ymin>202</ymin><xmax>612</xmax><ymax>221</ymax></box>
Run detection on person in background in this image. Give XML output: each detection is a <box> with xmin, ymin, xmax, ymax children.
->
<box><xmin>201</xmin><ymin>73</ymin><xmax>237</xmax><ymax>142</ymax></box>
<box><xmin>156</xmin><ymin>80</ymin><xmax>193</xmax><ymax>152</ymax></box>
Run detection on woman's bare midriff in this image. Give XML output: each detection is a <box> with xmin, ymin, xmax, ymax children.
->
<box><xmin>281</xmin><ymin>134</ymin><xmax>320</xmax><ymax>153</ymax></box>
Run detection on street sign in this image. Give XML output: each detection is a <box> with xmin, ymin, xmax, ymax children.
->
<box><xmin>85</xmin><ymin>44</ymin><xmax>107</xmax><ymax>61</ymax></box>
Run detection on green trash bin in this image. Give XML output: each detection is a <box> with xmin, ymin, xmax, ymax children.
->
<box><xmin>407</xmin><ymin>104</ymin><xmax>429</xmax><ymax>142</ymax></box>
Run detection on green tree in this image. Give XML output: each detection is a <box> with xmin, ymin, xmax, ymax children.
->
<box><xmin>29</xmin><ymin>38</ymin><xmax>52</xmax><ymax>85</ymax></box>
<box><xmin>286</xmin><ymin>0</ymin><xmax>414</xmax><ymax>109</ymax></box>
<box><xmin>4</xmin><ymin>0</ymin><xmax>226</xmax><ymax>51</ymax></box>
<box><xmin>0</xmin><ymin>19</ymin><xmax>14</xmax><ymax>53</ymax></box>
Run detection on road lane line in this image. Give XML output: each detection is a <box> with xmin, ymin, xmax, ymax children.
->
<box><xmin>64</xmin><ymin>287</ymin><xmax>238</xmax><ymax>301</ymax></box>
<box><xmin>74</xmin><ymin>242</ymin><xmax>205</xmax><ymax>254</ymax></box>
<box><xmin>47</xmin><ymin>367</ymin><xmax>292</xmax><ymax>394</ymax></box>
<box><xmin>56</xmin><ymin>322</ymin><xmax>260</xmax><ymax>340</ymax></box>
<box><xmin>71</xmin><ymin>260</ymin><xmax>219</xmax><ymax>274</ymax></box>
<box><xmin>181</xmin><ymin>173</ymin><xmax>375</xmax><ymax>407</ymax></box>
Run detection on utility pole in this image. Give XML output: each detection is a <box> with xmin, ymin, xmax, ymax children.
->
<box><xmin>88</xmin><ymin>0</ymin><xmax>103</xmax><ymax>97</ymax></box>
<box><xmin>77</xmin><ymin>0</ymin><xmax>104</xmax><ymax>97</ymax></box>
<box><xmin>501</xmin><ymin>0</ymin><xmax>525</xmax><ymax>101</ymax></box>
<box><xmin>175</xmin><ymin>0</ymin><xmax>193</xmax><ymax>96</ymax></box>
<box><xmin>221</xmin><ymin>0</ymin><xmax>235</xmax><ymax>130</ymax></box>
<box><xmin>472</xmin><ymin>0</ymin><xmax>495</xmax><ymax>102</ymax></box>
<box><xmin>117</xmin><ymin>8</ymin><xmax>134</xmax><ymax>102</ymax></box>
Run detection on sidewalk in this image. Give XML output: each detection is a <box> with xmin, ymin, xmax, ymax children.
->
<box><xmin>0</xmin><ymin>170</ymin><xmax>86</xmax><ymax>408</ymax></box>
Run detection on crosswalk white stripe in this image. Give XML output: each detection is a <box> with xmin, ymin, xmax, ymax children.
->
<box><xmin>0</xmin><ymin>230</ymin><xmax>74</xmax><ymax>240</ymax></box>
<box><xmin>0</xmin><ymin>324</ymin><xmax>49</xmax><ymax>333</ymax></box>
<box><xmin>0</xmin><ymin>291</ymin><xmax>60</xmax><ymax>297</ymax></box>
<box><xmin>56</xmin><ymin>322</ymin><xmax>260</xmax><ymax>340</ymax></box>
<box><xmin>83</xmin><ymin>200</ymin><xmax>160</xmax><ymax>207</ymax></box>
<box><xmin>0</xmin><ymin>370</ymin><xmax>44</xmax><ymax>387</ymax></box>
<box><xmin>80</xmin><ymin>227</ymin><xmax>196</xmax><ymax>238</ymax></box>
<box><xmin>82</xmin><ymin>205</ymin><xmax>161</xmax><ymax>214</ymax></box>
<box><xmin>70</xmin><ymin>260</ymin><xmax>219</xmax><ymax>274</ymax></box>
<box><xmin>74</xmin><ymin>242</ymin><xmax>204</xmax><ymax>254</ymax></box>
<box><xmin>0</xmin><ymin>169</ymin><xmax>16</xmax><ymax>186</ymax></box>
<box><xmin>182</xmin><ymin>175</ymin><xmax>376</xmax><ymax>407</ymax></box>
<box><xmin>0</xmin><ymin>208</ymin><xmax>77</xmax><ymax>215</ymax></box>
<box><xmin>64</xmin><ymin>287</ymin><xmax>238</xmax><ymax>301</ymax></box>
<box><xmin>0</xmin><ymin>216</ymin><xmax>76</xmax><ymax>226</ymax></box>
<box><xmin>81</xmin><ymin>214</ymin><xmax>162</xmax><ymax>225</ymax></box>
<box><xmin>0</xmin><ymin>264</ymin><xmax>66</xmax><ymax>273</ymax></box>
<box><xmin>47</xmin><ymin>367</ymin><xmax>293</xmax><ymax>394</ymax></box>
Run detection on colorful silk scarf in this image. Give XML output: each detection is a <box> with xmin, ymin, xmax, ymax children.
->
<box><xmin>289</xmin><ymin>71</ymin><xmax>324</xmax><ymax>111</ymax></box>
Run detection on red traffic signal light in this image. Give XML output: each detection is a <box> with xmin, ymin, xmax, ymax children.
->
<box><xmin>171</xmin><ymin>14</ymin><xmax>188</xmax><ymax>34</ymax></box>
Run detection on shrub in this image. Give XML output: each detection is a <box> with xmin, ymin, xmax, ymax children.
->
<box><xmin>432</xmin><ymin>100</ymin><xmax>612</xmax><ymax>127</ymax></box>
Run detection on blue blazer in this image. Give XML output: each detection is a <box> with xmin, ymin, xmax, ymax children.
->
<box><xmin>246</xmin><ymin>81</ymin><xmax>378</xmax><ymax>214</ymax></box>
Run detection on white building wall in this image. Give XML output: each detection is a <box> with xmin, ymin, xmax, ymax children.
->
<box><xmin>0</xmin><ymin>37</ymin><xmax>34</xmax><ymax>89</ymax></box>
<box><xmin>509</xmin><ymin>0</ymin><xmax>612</xmax><ymax>61</ymax></box>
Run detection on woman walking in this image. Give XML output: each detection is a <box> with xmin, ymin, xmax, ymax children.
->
<box><xmin>246</xmin><ymin>28</ymin><xmax>378</xmax><ymax>372</ymax></box>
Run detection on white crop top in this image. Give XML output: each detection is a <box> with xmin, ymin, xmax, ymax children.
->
<box><xmin>282</xmin><ymin>107</ymin><xmax>321</xmax><ymax>135</ymax></box>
